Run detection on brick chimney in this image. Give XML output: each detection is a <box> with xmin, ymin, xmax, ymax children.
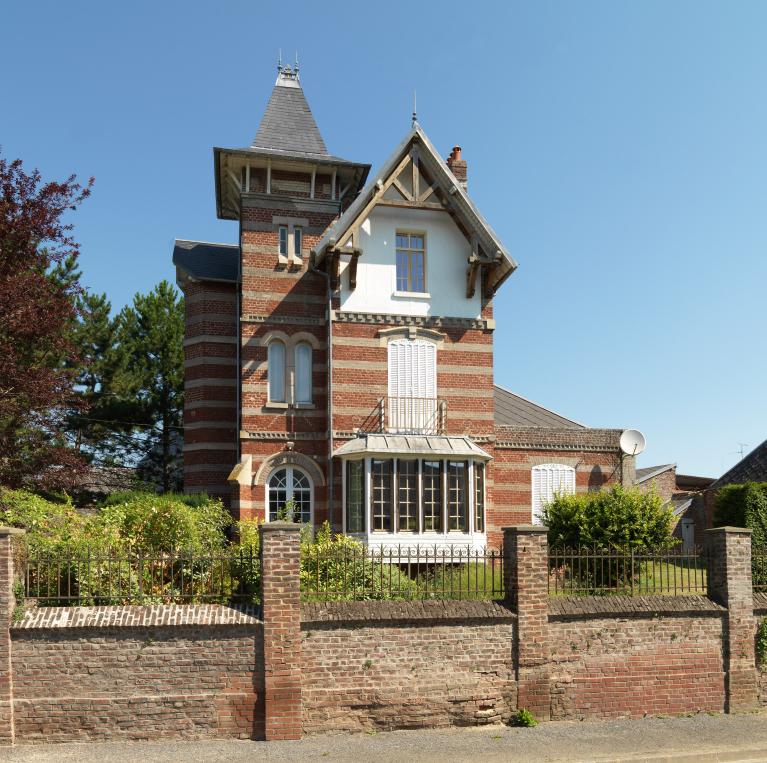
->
<box><xmin>446</xmin><ymin>145</ymin><xmax>468</xmax><ymax>192</ymax></box>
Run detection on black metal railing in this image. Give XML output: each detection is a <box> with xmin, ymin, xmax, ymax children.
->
<box><xmin>301</xmin><ymin>544</ymin><xmax>503</xmax><ymax>601</ymax></box>
<box><xmin>547</xmin><ymin>546</ymin><xmax>707</xmax><ymax>597</ymax></box>
<box><xmin>23</xmin><ymin>547</ymin><xmax>261</xmax><ymax>606</ymax></box>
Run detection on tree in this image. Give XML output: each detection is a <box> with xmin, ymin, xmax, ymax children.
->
<box><xmin>0</xmin><ymin>153</ymin><xmax>93</xmax><ymax>489</ymax></box>
<box><xmin>115</xmin><ymin>281</ymin><xmax>185</xmax><ymax>492</ymax></box>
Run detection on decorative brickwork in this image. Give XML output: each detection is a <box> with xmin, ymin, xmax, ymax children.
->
<box><xmin>260</xmin><ymin>522</ymin><xmax>302</xmax><ymax>740</ymax></box>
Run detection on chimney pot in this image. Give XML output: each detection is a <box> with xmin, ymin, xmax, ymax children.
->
<box><xmin>446</xmin><ymin>144</ymin><xmax>468</xmax><ymax>192</ymax></box>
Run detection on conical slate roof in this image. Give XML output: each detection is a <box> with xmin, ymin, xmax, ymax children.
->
<box><xmin>252</xmin><ymin>66</ymin><xmax>329</xmax><ymax>158</ymax></box>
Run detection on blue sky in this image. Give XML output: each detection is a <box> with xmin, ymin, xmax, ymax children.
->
<box><xmin>2</xmin><ymin>1</ymin><xmax>766</xmax><ymax>479</ymax></box>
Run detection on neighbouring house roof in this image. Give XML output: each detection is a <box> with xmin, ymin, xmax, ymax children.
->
<box><xmin>333</xmin><ymin>434</ymin><xmax>492</xmax><ymax>461</ymax></box>
<box><xmin>173</xmin><ymin>239</ymin><xmax>238</xmax><ymax>285</ymax></box>
<box><xmin>671</xmin><ymin>497</ymin><xmax>694</xmax><ymax>517</ymax></box>
<box><xmin>712</xmin><ymin>438</ymin><xmax>767</xmax><ymax>489</ymax></box>
<box><xmin>311</xmin><ymin>122</ymin><xmax>518</xmax><ymax>295</ymax></box>
<box><xmin>635</xmin><ymin>464</ymin><xmax>676</xmax><ymax>484</ymax></box>
<box><xmin>493</xmin><ymin>385</ymin><xmax>584</xmax><ymax>429</ymax></box>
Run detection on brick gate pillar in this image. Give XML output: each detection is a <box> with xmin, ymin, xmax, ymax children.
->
<box><xmin>504</xmin><ymin>526</ymin><xmax>551</xmax><ymax>720</ymax></box>
<box><xmin>0</xmin><ymin>528</ymin><xmax>23</xmax><ymax>744</ymax></box>
<box><xmin>705</xmin><ymin>526</ymin><xmax>758</xmax><ymax>712</ymax></box>
<box><xmin>260</xmin><ymin>522</ymin><xmax>302</xmax><ymax>740</ymax></box>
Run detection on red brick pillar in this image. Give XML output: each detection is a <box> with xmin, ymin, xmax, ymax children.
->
<box><xmin>260</xmin><ymin>522</ymin><xmax>302</xmax><ymax>740</ymax></box>
<box><xmin>705</xmin><ymin>526</ymin><xmax>757</xmax><ymax>712</ymax></box>
<box><xmin>504</xmin><ymin>526</ymin><xmax>551</xmax><ymax>721</ymax></box>
<box><xmin>0</xmin><ymin>528</ymin><xmax>23</xmax><ymax>744</ymax></box>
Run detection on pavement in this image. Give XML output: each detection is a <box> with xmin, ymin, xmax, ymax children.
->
<box><xmin>3</xmin><ymin>713</ymin><xmax>767</xmax><ymax>762</ymax></box>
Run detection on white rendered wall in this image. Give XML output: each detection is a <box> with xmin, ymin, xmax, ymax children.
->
<box><xmin>338</xmin><ymin>206</ymin><xmax>482</xmax><ymax>319</ymax></box>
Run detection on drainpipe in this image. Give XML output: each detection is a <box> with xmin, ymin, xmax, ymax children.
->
<box><xmin>310</xmin><ymin>247</ymin><xmax>334</xmax><ymax>530</ymax></box>
<box><xmin>236</xmin><ymin>216</ymin><xmax>242</xmax><ymax>463</ymax></box>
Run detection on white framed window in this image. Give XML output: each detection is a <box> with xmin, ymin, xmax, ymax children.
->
<box><xmin>293</xmin><ymin>227</ymin><xmax>302</xmax><ymax>258</ymax></box>
<box><xmin>531</xmin><ymin>464</ymin><xmax>576</xmax><ymax>524</ymax></box>
<box><xmin>278</xmin><ymin>226</ymin><xmax>289</xmax><ymax>257</ymax></box>
<box><xmin>267</xmin><ymin>466</ymin><xmax>312</xmax><ymax>523</ymax></box>
<box><xmin>395</xmin><ymin>232</ymin><xmax>426</xmax><ymax>292</ymax></box>
<box><xmin>294</xmin><ymin>342</ymin><xmax>312</xmax><ymax>404</ymax></box>
<box><xmin>267</xmin><ymin>340</ymin><xmax>286</xmax><ymax>403</ymax></box>
<box><xmin>387</xmin><ymin>339</ymin><xmax>437</xmax><ymax>433</ymax></box>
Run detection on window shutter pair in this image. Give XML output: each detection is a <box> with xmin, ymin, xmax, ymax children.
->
<box><xmin>388</xmin><ymin>340</ymin><xmax>436</xmax><ymax>398</ymax></box>
<box><xmin>268</xmin><ymin>341</ymin><xmax>312</xmax><ymax>404</ymax></box>
<box><xmin>531</xmin><ymin>464</ymin><xmax>576</xmax><ymax>524</ymax></box>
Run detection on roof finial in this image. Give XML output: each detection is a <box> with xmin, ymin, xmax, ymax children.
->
<box><xmin>294</xmin><ymin>51</ymin><xmax>300</xmax><ymax>75</ymax></box>
<box><xmin>277</xmin><ymin>49</ymin><xmax>283</xmax><ymax>73</ymax></box>
<box><xmin>412</xmin><ymin>90</ymin><xmax>418</xmax><ymax>127</ymax></box>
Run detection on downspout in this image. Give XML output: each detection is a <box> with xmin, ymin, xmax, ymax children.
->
<box><xmin>310</xmin><ymin>248</ymin><xmax>334</xmax><ymax>530</ymax></box>
<box><xmin>236</xmin><ymin>215</ymin><xmax>242</xmax><ymax>462</ymax></box>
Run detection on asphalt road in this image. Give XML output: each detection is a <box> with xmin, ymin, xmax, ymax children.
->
<box><xmin>3</xmin><ymin>713</ymin><xmax>767</xmax><ymax>762</ymax></box>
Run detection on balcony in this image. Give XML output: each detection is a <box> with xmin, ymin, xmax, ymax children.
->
<box><xmin>361</xmin><ymin>396</ymin><xmax>447</xmax><ymax>435</ymax></box>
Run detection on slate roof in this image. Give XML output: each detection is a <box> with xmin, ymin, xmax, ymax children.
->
<box><xmin>252</xmin><ymin>81</ymin><xmax>329</xmax><ymax>158</ymax></box>
<box><xmin>173</xmin><ymin>240</ymin><xmax>238</xmax><ymax>283</ymax></box>
<box><xmin>493</xmin><ymin>385</ymin><xmax>584</xmax><ymax>429</ymax></box>
<box><xmin>712</xmin><ymin>438</ymin><xmax>767</xmax><ymax>488</ymax></box>
<box><xmin>635</xmin><ymin>464</ymin><xmax>676</xmax><ymax>484</ymax></box>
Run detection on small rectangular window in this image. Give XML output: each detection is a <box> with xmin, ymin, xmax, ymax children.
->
<box><xmin>278</xmin><ymin>226</ymin><xmax>288</xmax><ymax>257</ymax></box>
<box><xmin>395</xmin><ymin>232</ymin><xmax>426</xmax><ymax>293</ymax></box>
<box><xmin>422</xmin><ymin>459</ymin><xmax>442</xmax><ymax>532</ymax></box>
<box><xmin>371</xmin><ymin>459</ymin><xmax>393</xmax><ymax>532</ymax></box>
<box><xmin>475</xmin><ymin>463</ymin><xmax>485</xmax><ymax>533</ymax></box>
<box><xmin>346</xmin><ymin>460</ymin><xmax>365</xmax><ymax>533</ymax></box>
<box><xmin>397</xmin><ymin>459</ymin><xmax>418</xmax><ymax>532</ymax></box>
<box><xmin>267</xmin><ymin>341</ymin><xmax>286</xmax><ymax>403</ymax></box>
<box><xmin>293</xmin><ymin>227</ymin><xmax>302</xmax><ymax>258</ymax></box>
<box><xmin>447</xmin><ymin>460</ymin><xmax>468</xmax><ymax>532</ymax></box>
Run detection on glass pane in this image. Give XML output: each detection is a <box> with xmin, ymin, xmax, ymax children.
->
<box><xmin>475</xmin><ymin>463</ymin><xmax>485</xmax><ymax>533</ymax></box>
<box><xmin>422</xmin><ymin>460</ymin><xmax>442</xmax><ymax>532</ymax></box>
<box><xmin>410</xmin><ymin>235</ymin><xmax>424</xmax><ymax>250</ymax></box>
<box><xmin>292</xmin><ymin>487</ymin><xmax>311</xmax><ymax>523</ymax></box>
<box><xmin>278</xmin><ymin>226</ymin><xmax>288</xmax><ymax>256</ymax></box>
<box><xmin>295</xmin><ymin>343</ymin><xmax>312</xmax><ymax>403</ymax></box>
<box><xmin>397</xmin><ymin>460</ymin><xmax>418</xmax><ymax>532</ymax></box>
<box><xmin>268</xmin><ymin>341</ymin><xmax>286</xmax><ymax>402</ymax></box>
<box><xmin>396</xmin><ymin>234</ymin><xmax>409</xmax><ymax>249</ymax></box>
<box><xmin>371</xmin><ymin>459</ymin><xmax>393</xmax><ymax>532</ymax></box>
<box><xmin>447</xmin><ymin>461</ymin><xmax>468</xmax><ymax>532</ymax></box>
<box><xmin>411</xmin><ymin>252</ymin><xmax>425</xmax><ymax>292</ymax></box>
<box><xmin>396</xmin><ymin>250</ymin><xmax>409</xmax><ymax>291</ymax></box>
<box><xmin>294</xmin><ymin>227</ymin><xmax>302</xmax><ymax>258</ymax></box>
<box><xmin>346</xmin><ymin>460</ymin><xmax>365</xmax><ymax>533</ymax></box>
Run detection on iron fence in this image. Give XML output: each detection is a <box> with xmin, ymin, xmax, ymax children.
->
<box><xmin>301</xmin><ymin>544</ymin><xmax>504</xmax><ymax>601</ymax></box>
<box><xmin>23</xmin><ymin>547</ymin><xmax>261</xmax><ymax>606</ymax></box>
<box><xmin>547</xmin><ymin>546</ymin><xmax>707</xmax><ymax>597</ymax></box>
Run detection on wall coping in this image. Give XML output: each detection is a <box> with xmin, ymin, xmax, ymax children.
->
<box><xmin>705</xmin><ymin>526</ymin><xmax>753</xmax><ymax>535</ymax></box>
<box><xmin>12</xmin><ymin>604</ymin><xmax>262</xmax><ymax>630</ymax></box>
<box><xmin>503</xmin><ymin>525</ymin><xmax>549</xmax><ymax>534</ymax></box>
<box><xmin>549</xmin><ymin>594</ymin><xmax>725</xmax><ymax>619</ymax></box>
<box><xmin>301</xmin><ymin>599</ymin><xmax>516</xmax><ymax>625</ymax></box>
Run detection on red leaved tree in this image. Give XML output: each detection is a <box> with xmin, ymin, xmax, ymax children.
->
<box><xmin>0</xmin><ymin>153</ymin><xmax>94</xmax><ymax>489</ymax></box>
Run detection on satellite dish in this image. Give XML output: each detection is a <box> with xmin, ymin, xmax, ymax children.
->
<box><xmin>620</xmin><ymin>429</ymin><xmax>646</xmax><ymax>456</ymax></box>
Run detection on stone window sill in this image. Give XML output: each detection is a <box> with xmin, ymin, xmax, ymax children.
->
<box><xmin>393</xmin><ymin>290</ymin><xmax>431</xmax><ymax>299</ymax></box>
<box><xmin>264</xmin><ymin>402</ymin><xmax>289</xmax><ymax>411</ymax></box>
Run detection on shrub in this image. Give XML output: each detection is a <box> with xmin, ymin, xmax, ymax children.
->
<box><xmin>542</xmin><ymin>485</ymin><xmax>676</xmax><ymax>551</ymax></box>
<box><xmin>512</xmin><ymin>708</ymin><xmax>538</xmax><ymax>727</ymax></box>
<box><xmin>714</xmin><ymin>483</ymin><xmax>767</xmax><ymax>548</ymax></box>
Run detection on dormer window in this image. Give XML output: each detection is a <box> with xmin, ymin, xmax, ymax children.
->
<box><xmin>395</xmin><ymin>233</ymin><xmax>426</xmax><ymax>293</ymax></box>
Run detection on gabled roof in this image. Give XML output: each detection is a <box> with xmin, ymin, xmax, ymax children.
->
<box><xmin>252</xmin><ymin>71</ymin><xmax>329</xmax><ymax>158</ymax></box>
<box><xmin>311</xmin><ymin>123</ymin><xmax>518</xmax><ymax>295</ymax></box>
<box><xmin>173</xmin><ymin>239</ymin><xmax>238</xmax><ymax>284</ymax></box>
<box><xmin>712</xmin><ymin>438</ymin><xmax>767</xmax><ymax>489</ymax></box>
<box><xmin>493</xmin><ymin>385</ymin><xmax>584</xmax><ymax>429</ymax></box>
<box><xmin>635</xmin><ymin>464</ymin><xmax>676</xmax><ymax>484</ymax></box>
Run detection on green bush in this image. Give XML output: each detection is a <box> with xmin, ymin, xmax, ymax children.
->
<box><xmin>542</xmin><ymin>485</ymin><xmax>676</xmax><ymax>551</ymax></box>
<box><xmin>714</xmin><ymin>482</ymin><xmax>767</xmax><ymax>548</ymax></box>
<box><xmin>512</xmin><ymin>708</ymin><xmax>538</xmax><ymax>727</ymax></box>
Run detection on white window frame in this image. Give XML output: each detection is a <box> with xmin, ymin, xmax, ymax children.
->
<box><xmin>278</xmin><ymin>225</ymin><xmax>289</xmax><ymax>257</ymax></box>
<box><xmin>267</xmin><ymin>340</ymin><xmax>287</xmax><ymax>404</ymax></box>
<box><xmin>531</xmin><ymin>463</ymin><xmax>576</xmax><ymax>525</ymax></box>
<box><xmin>294</xmin><ymin>341</ymin><xmax>313</xmax><ymax>404</ymax></box>
<box><xmin>266</xmin><ymin>465</ymin><xmax>314</xmax><ymax>524</ymax></box>
<box><xmin>293</xmin><ymin>226</ymin><xmax>303</xmax><ymax>259</ymax></box>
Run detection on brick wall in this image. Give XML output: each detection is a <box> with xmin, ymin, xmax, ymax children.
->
<box><xmin>11</xmin><ymin>606</ymin><xmax>263</xmax><ymax>743</ymax></box>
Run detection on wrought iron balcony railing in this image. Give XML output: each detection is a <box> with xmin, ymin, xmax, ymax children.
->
<box><xmin>359</xmin><ymin>396</ymin><xmax>446</xmax><ymax>435</ymax></box>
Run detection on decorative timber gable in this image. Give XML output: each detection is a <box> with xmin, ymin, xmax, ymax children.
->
<box><xmin>311</xmin><ymin>123</ymin><xmax>518</xmax><ymax>300</ymax></box>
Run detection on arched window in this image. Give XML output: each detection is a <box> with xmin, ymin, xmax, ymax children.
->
<box><xmin>531</xmin><ymin>464</ymin><xmax>576</xmax><ymax>524</ymax></box>
<box><xmin>267</xmin><ymin>466</ymin><xmax>312</xmax><ymax>523</ymax></box>
<box><xmin>294</xmin><ymin>342</ymin><xmax>312</xmax><ymax>404</ymax></box>
<box><xmin>267</xmin><ymin>340</ymin><xmax>286</xmax><ymax>403</ymax></box>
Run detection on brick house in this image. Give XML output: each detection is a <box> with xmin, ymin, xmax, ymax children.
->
<box><xmin>174</xmin><ymin>64</ymin><xmax>635</xmax><ymax>549</ymax></box>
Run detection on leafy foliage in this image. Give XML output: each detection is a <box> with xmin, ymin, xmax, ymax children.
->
<box><xmin>0</xmin><ymin>153</ymin><xmax>92</xmax><ymax>489</ymax></box>
<box><xmin>543</xmin><ymin>485</ymin><xmax>677</xmax><ymax>551</ymax></box>
<box><xmin>511</xmin><ymin>708</ymin><xmax>538</xmax><ymax>727</ymax></box>
<box><xmin>757</xmin><ymin>618</ymin><xmax>767</xmax><ymax>668</ymax></box>
<box><xmin>714</xmin><ymin>482</ymin><xmax>767</xmax><ymax>548</ymax></box>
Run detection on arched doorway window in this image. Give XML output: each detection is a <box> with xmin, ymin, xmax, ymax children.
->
<box><xmin>267</xmin><ymin>466</ymin><xmax>312</xmax><ymax>523</ymax></box>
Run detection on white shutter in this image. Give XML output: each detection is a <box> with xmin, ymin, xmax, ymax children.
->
<box><xmin>295</xmin><ymin>343</ymin><xmax>312</xmax><ymax>403</ymax></box>
<box><xmin>532</xmin><ymin>464</ymin><xmax>576</xmax><ymax>524</ymax></box>
<box><xmin>268</xmin><ymin>341</ymin><xmax>286</xmax><ymax>402</ymax></box>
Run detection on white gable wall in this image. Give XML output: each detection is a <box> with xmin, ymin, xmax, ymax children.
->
<box><xmin>338</xmin><ymin>205</ymin><xmax>482</xmax><ymax>319</ymax></box>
